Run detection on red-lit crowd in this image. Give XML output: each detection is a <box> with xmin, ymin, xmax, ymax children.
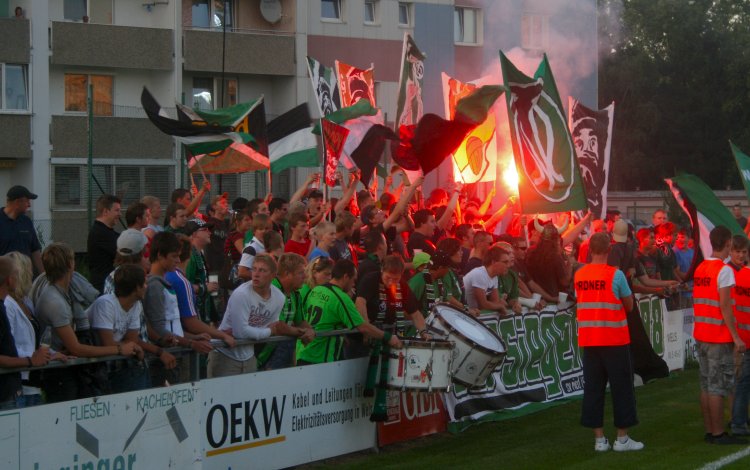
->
<box><xmin>2</xmin><ymin>171</ymin><xmax>747</xmax><ymax>445</ymax></box>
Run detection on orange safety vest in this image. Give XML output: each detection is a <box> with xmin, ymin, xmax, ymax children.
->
<box><xmin>731</xmin><ymin>264</ymin><xmax>750</xmax><ymax>345</ymax></box>
<box><xmin>693</xmin><ymin>259</ymin><xmax>732</xmax><ymax>343</ymax></box>
<box><xmin>574</xmin><ymin>264</ymin><xmax>629</xmax><ymax>347</ymax></box>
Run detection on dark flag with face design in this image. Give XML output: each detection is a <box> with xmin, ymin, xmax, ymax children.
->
<box><xmin>335</xmin><ymin>60</ymin><xmax>376</xmax><ymax>108</ymax></box>
<box><xmin>568</xmin><ymin>98</ymin><xmax>614</xmax><ymax>219</ymax></box>
<box><xmin>307</xmin><ymin>56</ymin><xmax>341</xmax><ymax>117</ymax></box>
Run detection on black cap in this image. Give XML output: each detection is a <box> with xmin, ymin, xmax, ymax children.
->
<box><xmin>184</xmin><ymin>217</ymin><xmax>214</xmax><ymax>235</ymax></box>
<box><xmin>7</xmin><ymin>185</ymin><xmax>37</xmax><ymax>201</ymax></box>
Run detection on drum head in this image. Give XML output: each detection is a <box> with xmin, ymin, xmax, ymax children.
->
<box><xmin>433</xmin><ymin>304</ymin><xmax>505</xmax><ymax>353</ymax></box>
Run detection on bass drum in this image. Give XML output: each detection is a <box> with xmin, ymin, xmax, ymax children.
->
<box><xmin>426</xmin><ymin>303</ymin><xmax>506</xmax><ymax>388</ymax></box>
<box><xmin>386</xmin><ymin>339</ymin><xmax>454</xmax><ymax>392</ymax></box>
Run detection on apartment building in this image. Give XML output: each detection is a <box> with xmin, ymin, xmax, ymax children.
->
<box><xmin>0</xmin><ymin>0</ymin><xmax>597</xmax><ymax>251</ymax></box>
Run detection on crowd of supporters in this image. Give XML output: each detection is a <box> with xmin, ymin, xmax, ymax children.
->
<box><xmin>0</xmin><ymin>171</ymin><xmax>696</xmax><ymax>409</ymax></box>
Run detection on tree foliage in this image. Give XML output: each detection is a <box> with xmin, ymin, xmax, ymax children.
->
<box><xmin>599</xmin><ymin>0</ymin><xmax>750</xmax><ymax>190</ymax></box>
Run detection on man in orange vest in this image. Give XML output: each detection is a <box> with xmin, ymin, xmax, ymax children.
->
<box><xmin>694</xmin><ymin>226</ymin><xmax>747</xmax><ymax>444</ymax></box>
<box><xmin>574</xmin><ymin>232</ymin><xmax>642</xmax><ymax>452</ymax></box>
<box><xmin>728</xmin><ymin>234</ymin><xmax>750</xmax><ymax>437</ymax></box>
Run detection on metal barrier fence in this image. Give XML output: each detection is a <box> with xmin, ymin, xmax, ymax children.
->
<box><xmin>0</xmin><ymin>329</ymin><xmax>359</xmax><ymax>380</ymax></box>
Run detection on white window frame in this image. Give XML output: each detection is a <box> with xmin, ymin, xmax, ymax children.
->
<box><xmin>454</xmin><ymin>7</ymin><xmax>483</xmax><ymax>46</ymax></box>
<box><xmin>63</xmin><ymin>0</ymin><xmax>114</xmax><ymax>24</ymax></box>
<box><xmin>364</xmin><ymin>0</ymin><xmax>379</xmax><ymax>25</ymax></box>
<box><xmin>521</xmin><ymin>13</ymin><xmax>549</xmax><ymax>51</ymax></box>
<box><xmin>190</xmin><ymin>0</ymin><xmax>235</xmax><ymax>30</ymax></box>
<box><xmin>0</xmin><ymin>63</ymin><xmax>31</xmax><ymax>113</ymax></box>
<box><xmin>321</xmin><ymin>0</ymin><xmax>344</xmax><ymax>23</ymax></box>
<box><xmin>398</xmin><ymin>2</ymin><xmax>411</xmax><ymax>27</ymax></box>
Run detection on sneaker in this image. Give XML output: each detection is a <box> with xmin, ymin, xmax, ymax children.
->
<box><xmin>711</xmin><ymin>433</ymin><xmax>748</xmax><ymax>445</ymax></box>
<box><xmin>613</xmin><ymin>437</ymin><xmax>645</xmax><ymax>451</ymax></box>
<box><xmin>730</xmin><ymin>426</ymin><xmax>750</xmax><ymax>436</ymax></box>
<box><xmin>594</xmin><ymin>438</ymin><xmax>611</xmax><ymax>452</ymax></box>
<box><xmin>704</xmin><ymin>433</ymin><xmax>714</xmax><ymax>443</ymax></box>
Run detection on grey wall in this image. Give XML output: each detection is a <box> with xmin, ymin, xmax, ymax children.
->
<box><xmin>51</xmin><ymin>116</ymin><xmax>173</xmax><ymax>158</ymax></box>
<box><xmin>51</xmin><ymin>22</ymin><xmax>173</xmax><ymax>70</ymax></box>
<box><xmin>184</xmin><ymin>30</ymin><xmax>295</xmax><ymax>75</ymax></box>
<box><xmin>0</xmin><ymin>18</ymin><xmax>30</xmax><ymax>63</ymax></box>
<box><xmin>51</xmin><ymin>211</ymin><xmax>88</xmax><ymax>252</ymax></box>
<box><xmin>0</xmin><ymin>115</ymin><xmax>31</xmax><ymax>159</ymax></box>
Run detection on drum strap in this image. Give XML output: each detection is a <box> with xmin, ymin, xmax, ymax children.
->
<box><xmin>378</xmin><ymin>281</ymin><xmax>406</xmax><ymax>335</ymax></box>
<box><xmin>424</xmin><ymin>273</ymin><xmax>444</xmax><ymax>311</ymax></box>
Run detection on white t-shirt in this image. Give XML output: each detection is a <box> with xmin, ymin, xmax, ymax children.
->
<box><xmin>239</xmin><ymin>238</ymin><xmax>266</xmax><ymax>269</ymax></box>
<box><xmin>217</xmin><ymin>282</ymin><xmax>285</xmax><ymax>361</ymax></box>
<box><xmin>464</xmin><ymin>266</ymin><xmax>498</xmax><ymax>309</ymax></box>
<box><xmin>88</xmin><ymin>294</ymin><xmax>142</xmax><ymax>343</ymax></box>
<box><xmin>707</xmin><ymin>257</ymin><xmax>736</xmax><ymax>288</ymax></box>
<box><xmin>5</xmin><ymin>296</ymin><xmax>36</xmax><ymax>383</ymax></box>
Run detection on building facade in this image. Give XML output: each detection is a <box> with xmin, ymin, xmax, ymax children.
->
<box><xmin>0</xmin><ymin>0</ymin><xmax>597</xmax><ymax>251</ymax></box>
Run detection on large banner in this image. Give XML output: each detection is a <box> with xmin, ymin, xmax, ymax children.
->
<box><xmin>395</xmin><ymin>33</ymin><xmax>426</xmax><ymax>128</ymax></box>
<box><xmin>0</xmin><ymin>383</ymin><xmax>201</xmax><ymax>469</ymax></box>
<box><xmin>377</xmin><ymin>391</ymin><xmax>448</xmax><ymax>446</ymax></box>
<box><xmin>201</xmin><ymin>358</ymin><xmax>376</xmax><ymax>469</ymax></box>
<box><xmin>567</xmin><ymin>98</ymin><xmax>614</xmax><ymax>220</ymax></box>
<box><xmin>443</xmin><ymin>304</ymin><xmax>583</xmax><ymax>432</ymax></box>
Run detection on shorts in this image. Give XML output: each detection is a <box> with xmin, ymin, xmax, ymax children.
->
<box><xmin>697</xmin><ymin>341</ymin><xmax>735</xmax><ymax>396</ymax></box>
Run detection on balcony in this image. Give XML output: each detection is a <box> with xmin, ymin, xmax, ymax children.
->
<box><xmin>183</xmin><ymin>28</ymin><xmax>295</xmax><ymax>76</ymax></box>
<box><xmin>51</xmin><ymin>21</ymin><xmax>173</xmax><ymax>70</ymax></box>
<box><xmin>0</xmin><ymin>115</ymin><xmax>31</xmax><ymax>159</ymax></box>
<box><xmin>0</xmin><ymin>17</ymin><xmax>30</xmax><ymax>63</ymax></box>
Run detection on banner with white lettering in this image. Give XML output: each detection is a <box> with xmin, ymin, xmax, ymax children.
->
<box><xmin>201</xmin><ymin>358</ymin><xmax>376</xmax><ymax>469</ymax></box>
<box><xmin>444</xmin><ymin>304</ymin><xmax>584</xmax><ymax>432</ymax></box>
<box><xmin>0</xmin><ymin>383</ymin><xmax>201</xmax><ymax>469</ymax></box>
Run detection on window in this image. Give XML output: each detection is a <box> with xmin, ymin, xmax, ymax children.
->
<box><xmin>321</xmin><ymin>0</ymin><xmax>341</xmax><ymax>20</ymax></box>
<box><xmin>398</xmin><ymin>2</ymin><xmax>410</xmax><ymax>26</ymax></box>
<box><xmin>192</xmin><ymin>77</ymin><xmax>238</xmax><ymax>110</ymax></box>
<box><xmin>64</xmin><ymin>74</ymin><xmax>113</xmax><ymax>116</ymax></box>
<box><xmin>364</xmin><ymin>0</ymin><xmax>377</xmax><ymax>24</ymax></box>
<box><xmin>190</xmin><ymin>0</ymin><xmax>233</xmax><ymax>29</ymax></box>
<box><xmin>454</xmin><ymin>7</ymin><xmax>480</xmax><ymax>44</ymax></box>
<box><xmin>521</xmin><ymin>14</ymin><xmax>548</xmax><ymax>51</ymax></box>
<box><xmin>64</xmin><ymin>0</ymin><xmax>113</xmax><ymax>24</ymax></box>
<box><xmin>53</xmin><ymin>164</ymin><xmax>175</xmax><ymax>208</ymax></box>
<box><xmin>1</xmin><ymin>64</ymin><xmax>29</xmax><ymax>111</ymax></box>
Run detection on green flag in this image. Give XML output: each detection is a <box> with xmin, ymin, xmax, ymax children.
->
<box><xmin>666</xmin><ymin>174</ymin><xmax>743</xmax><ymax>258</ymax></box>
<box><xmin>731</xmin><ymin>141</ymin><xmax>750</xmax><ymax>203</ymax></box>
<box><xmin>500</xmin><ymin>52</ymin><xmax>588</xmax><ymax>214</ymax></box>
<box><xmin>311</xmin><ymin>99</ymin><xmax>379</xmax><ymax>135</ymax></box>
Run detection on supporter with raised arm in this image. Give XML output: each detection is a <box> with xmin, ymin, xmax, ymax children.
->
<box><xmin>89</xmin><ymin>264</ymin><xmax>177</xmax><ymax>393</ymax></box>
<box><xmin>210</xmin><ymin>254</ymin><xmax>302</xmax><ymax>376</ymax></box>
<box><xmin>289</xmin><ymin>172</ymin><xmax>320</xmax><ymax>206</ymax></box>
<box><xmin>171</xmin><ymin>180</ymin><xmax>210</xmax><ymax>217</ymax></box>
<box><xmin>87</xmin><ymin>194</ymin><xmax>122</xmax><ymax>292</ymax></box>
<box><xmin>334</xmin><ymin>170</ymin><xmax>361</xmax><ymax>215</ymax></box>
<box><xmin>36</xmin><ymin>243</ymin><xmax>139</xmax><ymax>402</ymax></box>
<box><xmin>360</xmin><ymin>176</ymin><xmax>424</xmax><ymax>252</ymax></box>
<box><xmin>297</xmin><ymin>260</ymin><xmax>402</xmax><ymax>365</ymax></box>
<box><xmin>464</xmin><ymin>245</ymin><xmax>513</xmax><ymax>316</ymax></box>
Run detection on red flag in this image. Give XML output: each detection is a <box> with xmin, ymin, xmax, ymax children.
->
<box><xmin>322</xmin><ymin>119</ymin><xmax>349</xmax><ymax>187</ymax></box>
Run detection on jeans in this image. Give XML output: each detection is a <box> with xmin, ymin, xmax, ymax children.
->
<box><xmin>731</xmin><ymin>350</ymin><xmax>750</xmax><ymax>430</ymax></box>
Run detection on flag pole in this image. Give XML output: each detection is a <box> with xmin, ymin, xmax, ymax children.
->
<box><xmin>320</xmin><ymin>118</ymin><xmax>330</xmax><ymax>221</ymax></box>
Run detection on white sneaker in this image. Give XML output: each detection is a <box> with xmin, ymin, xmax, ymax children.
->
<box><xmin>613</xmin><ymin>437</ymin><xmax>644</xmax><ymax>451</ymax></box>
<box><xmin>594</xmin><ymin>438</ymin><xmax>611</xmax><ymax>452</ymax></box>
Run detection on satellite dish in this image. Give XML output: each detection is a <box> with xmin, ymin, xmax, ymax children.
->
<box><xmin>260</xmin><ymin>0</ymin><xmax>282</xmax><ymax>24</ymax></box>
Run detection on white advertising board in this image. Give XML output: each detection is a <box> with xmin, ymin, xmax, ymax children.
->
<box><xmin>0</xmin><ymin>382</ymin><xmax>201</xmax><ymax>470</ymax></box>
<box><xmin>201</xmin><ymin>357</ymin><xmax>376</xmax><ymax>470</ymax></box>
